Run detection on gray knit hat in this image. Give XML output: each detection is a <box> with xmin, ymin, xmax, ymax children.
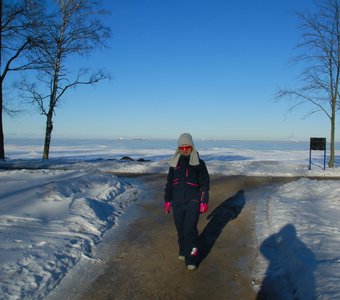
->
<box><xmin>169</xmin><ymin>133</ymin><xmax>200</xmax><ymax>167</ymax></box>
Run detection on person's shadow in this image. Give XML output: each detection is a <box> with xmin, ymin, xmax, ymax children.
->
<box><xmin>197</xmin><ymin>190</ymin><xmax>245</xmax><ymax>266</ymax></box>
<box><xmin>257</xmin><ymin>224</ymin><xmax>317</xmax><ymax>300</ymax></box>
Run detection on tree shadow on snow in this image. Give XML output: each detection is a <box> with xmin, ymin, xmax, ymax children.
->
<box><xmin>197</xmin><ymin>190</ymin><xmax>245</xmax><ymax>266</ymax></box>
<box><xmin>257</xmin><ymin>224</ymin><xmax>317</xmax><ymax>300</ymax></box>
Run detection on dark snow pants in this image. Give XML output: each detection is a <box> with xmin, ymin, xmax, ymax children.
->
<box><xmin>172</xmin><ymin>200</ymin><xmax>200</xmax><ymax>265</ymax></box>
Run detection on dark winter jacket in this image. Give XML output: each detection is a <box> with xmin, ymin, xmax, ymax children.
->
<box><xmin>164</xmin><ymin>155</ymin><xmax>210</xmax><ymax>204</ymax></box>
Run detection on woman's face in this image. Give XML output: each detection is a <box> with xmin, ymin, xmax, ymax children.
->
<box><xmin>178</xmin><ymin>145</ymin><xmax>192</xmax><ymax>156</ymax></box>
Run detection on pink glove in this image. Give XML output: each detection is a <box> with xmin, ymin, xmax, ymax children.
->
<box><xmin>200</xmin><ymin>202</ymin><xmax>208</xmax><ymax>214</ymax></box>
<box><xmin>164</xmin><ymin>202</ymin><xmax>171</xmax><ymax>214</ymax></box>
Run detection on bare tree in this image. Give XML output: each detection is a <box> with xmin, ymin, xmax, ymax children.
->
<box><xmin>18</xmin><ymin>0</ymin><xmax>111</xmax><ymax>160</ymax></box>
<box><xmin>277</xmin><ymin>0</ymin><xmax>340</xmax><ymax>168</ymax></box>
<box><xmin>0</xmin><ymin>0</ymin><xmax>44</xmax><ymax>160</ymax></box>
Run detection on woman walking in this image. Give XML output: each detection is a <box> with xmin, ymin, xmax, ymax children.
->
<box><xmin>164</xmin><ymin>133</ymin><xmax>210</xmax><ymax>271</ymax></box>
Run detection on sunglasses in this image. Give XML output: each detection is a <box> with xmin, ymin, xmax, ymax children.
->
<box><xmin>178</xmin><ymin>145</ymin><xmax>192</xmax><ymax>151</ymax></box>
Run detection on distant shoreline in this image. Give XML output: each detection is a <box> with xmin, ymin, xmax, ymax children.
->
<box><xmin>5</xmin><ymin>136</ymin><xmax>324</xmax><ymax>142</ymax></box>
<box><xmin>4</xmin><ymin>137</ymin><xmax>340</xmax><ymax>152</ymax></box>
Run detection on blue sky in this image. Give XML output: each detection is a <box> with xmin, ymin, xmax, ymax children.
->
<box><xmin>5</xmin><ymin>0</ymin><xmax>336</xmax><ymax>141</ymax></box>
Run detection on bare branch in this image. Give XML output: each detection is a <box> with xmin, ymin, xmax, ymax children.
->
<box><xmin>276</xmin><ymin>88</ymin><xmax>332</xmax><ymax>119</ymax></box>
<box><xmin>55</xmin><ymin>69</ymin><xmax>110</xmax><ymax>103</ymax></box>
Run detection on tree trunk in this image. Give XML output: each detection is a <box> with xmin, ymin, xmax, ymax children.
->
<box><xmin>328</xmin><ymin>97</ymin><xmax>336</xmax><ymax>168</ymax></box>
<box><xmin>43</xmin><ymin>112</ymin><xmax>53</xmax><ymax>160</ymax></box>
<box><xmin>0</xmin><ymin>1</ymin><xmax>4</xmax><ymax>161</ymax></box>
<box><xmin>0</xmin><ymin>85</ymin><xmax>4</xmax><ymax>161</ymax></box>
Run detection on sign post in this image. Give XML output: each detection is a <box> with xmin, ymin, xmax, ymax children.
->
<box><xmin>309</xmin><ymin>137</ymin><xmax>326</xmax><ymax>170</ymax></box>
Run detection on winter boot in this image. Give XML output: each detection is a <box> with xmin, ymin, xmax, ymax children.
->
<box><xmin>187</xmin><ymin>265</ymin><xmax>197</xmax><ymax>271</ymax></box>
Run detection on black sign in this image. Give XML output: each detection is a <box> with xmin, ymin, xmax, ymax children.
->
<box><xmin>310</xmin><ymin>137</ymin><xmax>326</xmax><ymax>151</ymax></box>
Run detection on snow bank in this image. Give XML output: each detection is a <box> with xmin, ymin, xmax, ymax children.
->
<box><xmin>253</xmin><ymin>179</ymin><xmax>340</xmax><ymax>299</ymax></box>
<box><xmin>0</xmin><ymin>169</ymin><xmax>137</xmax><ymax>299</ymax></box>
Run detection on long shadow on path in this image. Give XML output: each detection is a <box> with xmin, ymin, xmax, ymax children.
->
<box><xmin>197</xmin><ymin>190</ymin><xmax>246</xmax><ymax>266</ymax></box>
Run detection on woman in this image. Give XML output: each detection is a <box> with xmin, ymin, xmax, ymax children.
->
<box><xmin>164</xmin><ymin>133</ymin><xmax>210</xmax><ymax>271</ymax></box>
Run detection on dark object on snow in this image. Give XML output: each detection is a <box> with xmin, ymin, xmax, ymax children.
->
<box><xmin>120</xmin><ymin>156</ymin><xmax>134</xmax><ymax>161</ymax></box>
<box><xmin>137</xmin><ymin>158</ymin><xmax>151</xmax><ymax>162</ymax></box>
<box><xmin>309</xmin><ymin>137</ymin><xmax>326</xmax><ymax>170</ymax></box>
<box><xmin>310</xmin><ymin>137</ymin><xmax>326</xmax><ymax>150</ymax></box>
<box><xmin>120</xmin><ymin>156</ymin><xmax>151</xmax><ymax>162</ymax></box>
